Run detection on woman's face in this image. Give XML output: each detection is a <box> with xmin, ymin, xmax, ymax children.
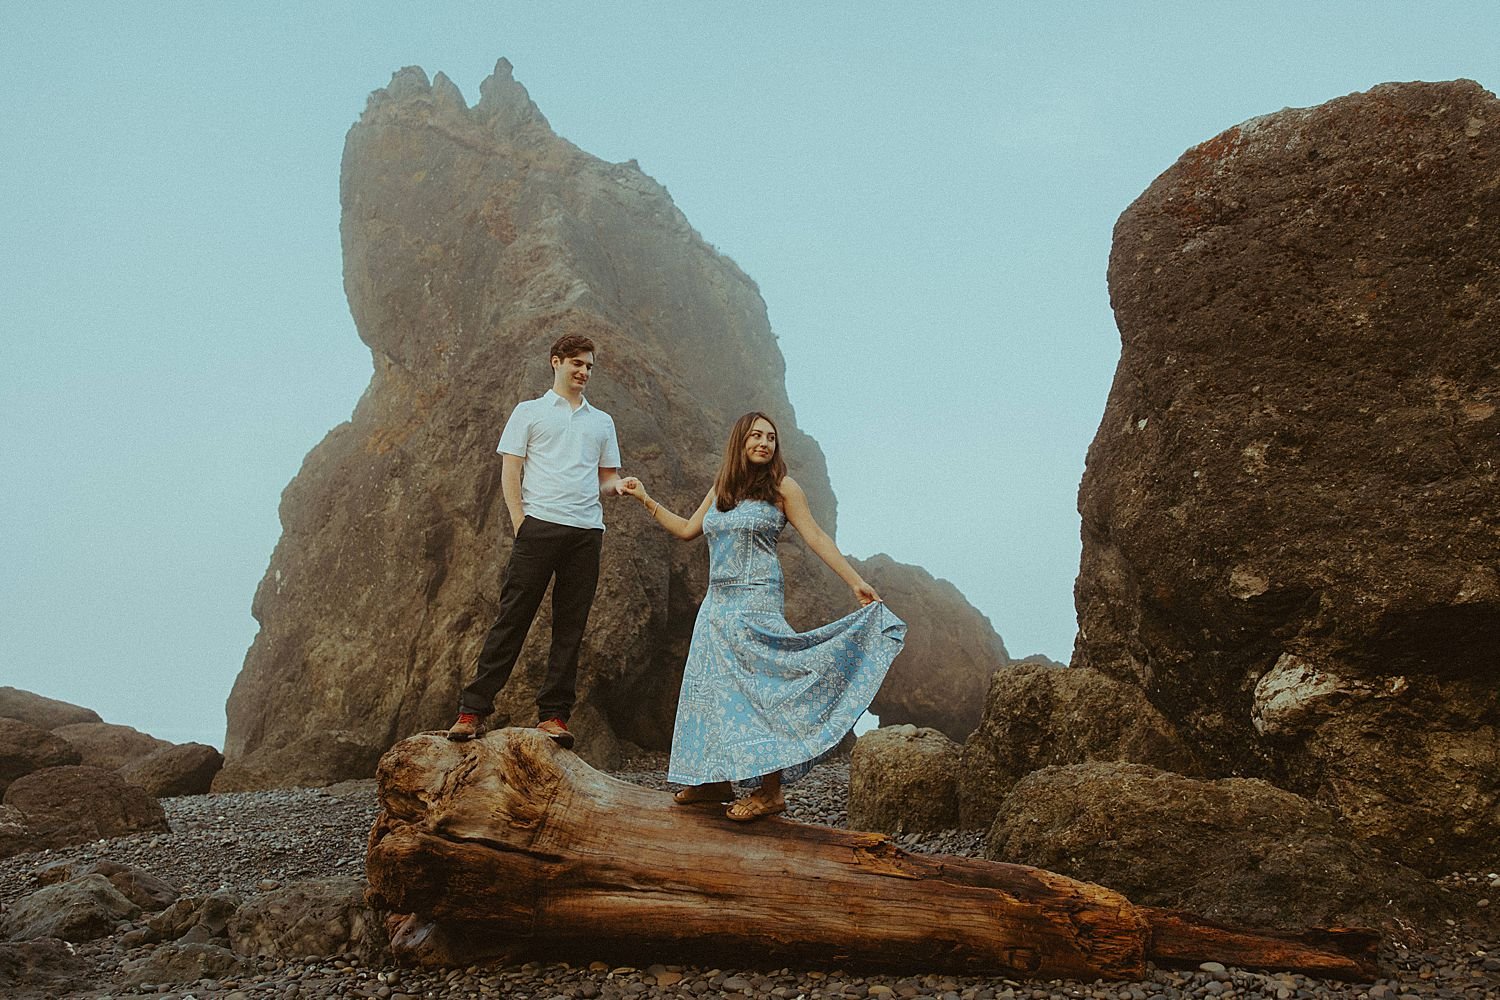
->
<box><xmin>743</xmin><ymin>417</ymin><xmax>778</xmax><ymax>465</ymax></box>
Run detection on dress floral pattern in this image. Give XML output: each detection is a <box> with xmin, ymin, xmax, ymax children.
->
<box><xmin>667</xmin><ymin>499</ymin><xmax>907</xmax><ymax>788</ymax></box>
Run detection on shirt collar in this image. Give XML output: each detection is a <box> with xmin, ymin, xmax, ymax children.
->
<box><xmin>543</xmin><ymin>388</ymin><xmax>592</xmax><ymax>412</ymax></box>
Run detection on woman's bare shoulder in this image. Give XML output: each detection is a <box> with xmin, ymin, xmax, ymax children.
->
<box><xmin>774</xmin><ymin>475</ymin><xmax>805</xmax><ymax>513</ymax></box>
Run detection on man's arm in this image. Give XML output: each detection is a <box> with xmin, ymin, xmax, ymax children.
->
<box><xmin>502</xmin><ymin>454</ymin><xmax>526</xmax><ymax>535</ymax></box>
<box><xmin>598</xmin><ymin>416</ymin><xmax>624</xmax><ymax>499</ymax></box>
<box><xmin>495</xmin><ymin>401</ymin><xmax>533</xmax><ymax>535</ymax></box>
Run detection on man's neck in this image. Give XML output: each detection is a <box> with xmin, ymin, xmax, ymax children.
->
<box><xmin>552</xmin><ymin>382</ymin><xmax>585</xmax><ymax>410</ymax></box>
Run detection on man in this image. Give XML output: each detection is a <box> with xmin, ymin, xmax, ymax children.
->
<box><xmin>447</xmin><ymin>333</ymin><xmax>625</xmax><ymax>748</ymax></box>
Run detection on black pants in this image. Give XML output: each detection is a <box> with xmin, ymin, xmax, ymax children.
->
<box><xmin>460</xmin><ymin>516</ymin><xmax>603</xmax><ymax>722</ymax></box>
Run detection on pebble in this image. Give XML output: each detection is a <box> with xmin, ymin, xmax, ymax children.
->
<box><xmin>0</xmin><ymin>752</ymin><xmax>1495</xmax><ymax>1000</ymax></box>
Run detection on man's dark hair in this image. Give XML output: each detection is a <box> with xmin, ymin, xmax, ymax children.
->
<box><xmin>550</xmin><ymin>334</ymin><xmax>596</xmax><ymax>361</ymax></box>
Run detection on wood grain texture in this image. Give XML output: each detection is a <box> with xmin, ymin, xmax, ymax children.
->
<box><xmin>365</xmin><ymin>730</ymin><xmax>1376</xmax><ymax>980</ymax></box>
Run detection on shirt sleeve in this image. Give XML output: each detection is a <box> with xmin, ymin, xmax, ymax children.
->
<box><xmin>496</xmin><ymin>402</ymin><xmax>532</xmax><ymax>457</ymax></box>
<box><xmin>599</xmin><ymin>415</ymin><xmax>622</xmax><ymax>468</ymax></box>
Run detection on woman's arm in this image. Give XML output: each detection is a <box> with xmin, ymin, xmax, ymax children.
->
<box><xmin>778</xmin><ymin>476</ymin><xmax>882</xmax><ymax>605</ymax></box>
<box><xmin>620</xmin><ymin>479</ymin><xmax>714</xmax><ymax>541</ymax></box>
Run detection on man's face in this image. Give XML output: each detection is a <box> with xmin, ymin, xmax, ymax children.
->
<box><xmin>552</xmin><ymin>351</ymin><xmax>595</xmax><ymax>391</ymax></box>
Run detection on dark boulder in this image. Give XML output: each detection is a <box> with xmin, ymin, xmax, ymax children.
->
<box><xmin>986</xmin><ymin>762</ymin><xmax>1455</xmax><ymax>934</ymax></box>
<box><xmin>847</xmin><ymin>725</ymin><xmax>961</xmax><ymax>834</ymax></box>
<box><xmin>228</xmin><ymin>877</ymin><xmax>386</xmax><ymax>960</ymax></box>
<box><xmin>129</xmin><ymin>891</ymin><xmax>242</xmax><ymax>948</ymax></box>
<box><xmin>118</xmin><ymin>742</ymin><xmax>225</xmax><ymax>797</ymax></box>
<box><xmin>1</xmin><ymin>765</ymin><xmax>168</xmax><ymax>856</ymax></box>
<box><xmin>0</xmin><ymin>688</ymin><xmax>100</xmax><ymax>731</ymax></box>
<box><xmin>0</xmin><ymin>938</ymin><xmax>91</xmax><ymax>998</ymax></box>
<box><xmin>119</xmin><ymin>942</ymin><xmax>246</xmax><ymax>987</ymax></box>
<box><xmin>1074</xmin><ymin>80</ymin><xmax>1500</xmax><ymax>871</ymax></box>
<box><xmin>52</xmin><ymin>721</ymin><xmax>171</xmax><ymax>771</ymax></box>
<box><xmin>35</xmin><ymin>859</ymin><xmax>180</xmax><ymax>912</ymax></box>
<box><xmin>0</xmin><ymin>805</ymin><xmax>28</xmax><ymax>857</ymax></box>
<box><xmin>0</xmin><ymin>717</ymin><xmax>80</xmax><ymax>794</ymax></box>
<box><xmin>0</xmin><ymin>874</ymin><xmax>141</xmax><ymax>942</ymax></box>
<box><xmin>957</xmin><ymin>664</ymin><xmax>1194</xmax><ymax>828</ymax></box>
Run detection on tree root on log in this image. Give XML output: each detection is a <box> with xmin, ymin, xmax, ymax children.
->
<box><xmin>365</xmin><ymin>730</ymin><xmax>1378</xmax><ymax>981</ymax></box>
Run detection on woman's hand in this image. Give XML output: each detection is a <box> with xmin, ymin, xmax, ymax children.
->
<box><xmin>619</xmin><ymin>477</ymin><xmax>645</xmax><ymax>500</ymax></box>
<box><xmin>853</xmin><ymin>581</ymin><xmax>881</xmax><ymax>606</ymax></box>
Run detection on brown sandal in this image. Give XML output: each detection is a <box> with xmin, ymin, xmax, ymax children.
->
<box><xmin>725</xmin><ymin>794</ymin><xmax>787</xmax><ymax>822</ymax></box>
<box><xmin>672</xmin><ymin>782</ymin><xmax>733</xmax><ymax>805</ymax></box>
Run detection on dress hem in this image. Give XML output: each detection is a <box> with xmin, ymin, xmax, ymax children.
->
<box><xmin>666</xmin><ymin>614</ymin><xmax>906</xmax><ymax>788</ymax></box>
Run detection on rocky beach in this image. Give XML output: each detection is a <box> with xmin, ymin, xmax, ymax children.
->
<box><xmin>7</xmin><ymin>61</ymin><xmax>1499</xmax><ymax>1000</ymax></box>
<box><xmin>3</xmin><ymin>751</ymin><xmax>1496</xmax><ymax>1000</ymax></box>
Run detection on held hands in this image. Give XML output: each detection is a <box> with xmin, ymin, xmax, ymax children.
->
<box><xmin>618</xmin><ymin>477</ymin><xmax>646</xmax><ymax>501</ymax></box>
<box><xmin>853</xmin><ymin>580</ymin><xmax>882</xmax><ymax>606</ymax></box>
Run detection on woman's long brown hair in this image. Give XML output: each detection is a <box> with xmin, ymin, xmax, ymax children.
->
<box><xmin>713</xmin><ymin>411</ymin><xmax>788</xmax><ymax>512</ymax></box>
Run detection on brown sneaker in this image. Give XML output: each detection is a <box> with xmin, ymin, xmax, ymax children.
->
<box><xmin>537</xmin><ymin>717</ymin><xmax>574</xmax><ymax>749</ymax></box>
<box><xmin>446</xmin><ymin>711</ymin><xmax>482</xmax><ymax>741</ymax></box>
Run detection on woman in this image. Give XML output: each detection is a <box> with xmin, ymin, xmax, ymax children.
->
<box><xmin>620</xmin><ymin>411</ymin><xmax>906</xmax><ymax>821</ymax></box>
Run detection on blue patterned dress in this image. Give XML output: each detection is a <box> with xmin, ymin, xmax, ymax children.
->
<box><xmin>667</xmin><ymin>499</ymin><xmax>907</xmax><ymax>788</ymax></box>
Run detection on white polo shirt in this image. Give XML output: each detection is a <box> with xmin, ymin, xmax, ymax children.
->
<box><xmin>497</xmin><ymin>390</ymin><xmax>621</xmax><ymax>531</ymax></box>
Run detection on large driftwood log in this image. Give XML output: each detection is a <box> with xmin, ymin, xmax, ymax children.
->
<box><xmin>365</xmin><ymin>731</ymin><xmax>1377</xmax><ymax>980</ymax></box>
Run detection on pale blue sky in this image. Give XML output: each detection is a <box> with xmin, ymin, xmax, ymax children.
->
<box><xmin>3</xmin><ymin>3</ymin><xmax>1495</xmax><ymax>746</ymax></box>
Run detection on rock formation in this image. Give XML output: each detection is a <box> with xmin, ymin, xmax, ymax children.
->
<box><xmin>985</xmin><ymin>762</ymin><xmax>1455</xmax><ymax>935</ymax></box>
<box><xmin>0</xmin><ymin>804</ymin><xmax>29</xmax><ymax>857</ymax></box>
<box><xmin>0</xmin><ymin>691</ymin><xmax>222</xmax><ymax>827</ymax></box>
<box><xmin>1</xmin><ymin>857</ymin><xmax>386</xmax><ymax>993</ymax></box>
<box><xmin>119</xmin><ymin>943</ymin><xmax>246</xmax><ymax>991</ymax></box>
<box><xmin>0</xmin><ymin>687</ymin><xmax>100</xmax><ymax>730</ymax></box>
<box><xmin>1073</xmin><ymin>80</ymin><xmax>1500</xmax><ymax>871</ymax></box>
<box><xmin>957</xmin><ymin>663</ymin><xmax>1195</xmax><ymax>829</ymax></box>
<box><xmin>221</xmin><ymin>60</ymin><xmax>1005</xmax><ymax>788</ymax></box>
<box><xmin>118</xmin><ymin>743</ymin><xmax>225</xmax><ymax>798</ymax></box>
<box><xmin>851</xmin><ymin>555</ymin><xmax>1010</xmax><ymax>739</ymax></box>
<box><xmin>125</xmin><ymin>892</ymin><xmax>241</xmax><ymax>950</ymax></box>
<box><xmin>0</xmin><ymin>718</ymin><xmax>80</xmax><ymax>794</ymax></box>
<box><xmin>0</xmin><ymin>938</ymin><xmax>89</xmax><ymax>998</ymax></box>
<box><xmin>847</xmin><ymin>724</ymin><xmax>961</xmax><ymax>834</ymax></box>
<box><xmin>0</xmin><ymin>765</ymin><xmax>168</xmax><ymax>858</ymax></box>
<box><xmin>38</xmin><ymin>858</ymin><xmax>181</xmax><ymax>912</ymax></box>
<box><xmin>0</xmin><ymin>874</ymin><xmax>142</xmax><ymax>942</ymax></box>
<box><xmin>52</xmin><ymin>722</ymin><xmax>171</xmax><ymax>771</ymax></box>
<box><xmin>228</xmin><ymin>877</ymin><xmax>385</xmax><ymax>961</ymax></box>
